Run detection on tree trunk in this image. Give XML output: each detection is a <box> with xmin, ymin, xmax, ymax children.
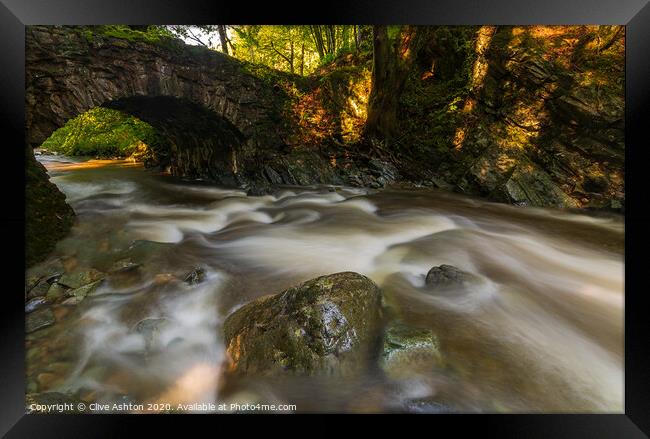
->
<box><xmin>364</xmin><ymin>25</ymin><xmax>419</xmax><ymax>141</ymax></box>
<box><xmin>289</xmin><ymin>41</ymin><xmax>294</xmax><ymax>74</ymax></box>
<box><xmin>300</xmin><ymin>43</ymin><xmax>305</xmax><ymax>75</ymax></box>
<box><xmin>217</xmin><ymin>25</ymin><xmax>229</xmax><ymax>55</ymax></box>
<box><xmin>310</xmin><ymin>25</ymin><xmax>326</xmax><ymax>59</ymax></box>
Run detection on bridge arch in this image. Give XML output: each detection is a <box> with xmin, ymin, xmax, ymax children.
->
<box><xmin>25</xmin><ymin>26</ymin><xmax>290</xmax><ymax>180</ymax></box>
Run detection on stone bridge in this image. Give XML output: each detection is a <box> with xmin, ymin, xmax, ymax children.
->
<box><xmin>25</xmin><ymin>26</ymin><xmax>308</xmax><ymax>188</ymax></box>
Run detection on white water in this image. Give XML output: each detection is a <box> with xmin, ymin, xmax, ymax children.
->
<box><xmin>28</xmin><ymin>157</ymin><xmax>624</xmax><ymax>413</ymax></box>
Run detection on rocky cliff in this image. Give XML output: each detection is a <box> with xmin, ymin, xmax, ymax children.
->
<box><xmin>396</xmin><ymin>25</ymin><xmax>625</xmax><ymax>210</ymax></box>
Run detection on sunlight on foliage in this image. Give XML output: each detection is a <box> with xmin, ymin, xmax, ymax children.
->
<box><xmin>41</xmin><ymin>107</ymin><xmax>160</xmax><ymax>158</ymax></box>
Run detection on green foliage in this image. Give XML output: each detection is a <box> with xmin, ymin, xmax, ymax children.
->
<box><xmin>165</xmin><ymin>25</ymin><xmax>370</xmax><ymax>76</ymax></box>
<box><xmin>41</xmin><ymin>108</ymin><xmax>161</xmax><ymax>158</ymax></box>
<box><xmin>83</xmin><ymin>25</ymin><xmax>175</xmax><ymax>45</ymax></box>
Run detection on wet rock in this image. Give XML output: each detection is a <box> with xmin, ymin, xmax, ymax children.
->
<box><xmin>368</xmin><ymin>158</ymin><xmax>399</xmax><ymax>186</ymax></box>
<box><xmin>223</xmin><ymin>272</ymin><xmax>383</xmax><ymax>376</ymax></box>
<box><xmin>26</xmin><ymin>307</ymin><xmax>56</xmax><ymax>333</ymax></box>
<box><xmin>109</xmin><ymin>259</ymin><xmax>141</xmax><ymax>273</ymax></box>
<box><xmin>44</xmin><ymin>272</ymin><xmax>64</xmax><ymax>284</ymax></box>
<box><xmin>66</xmin><ymin>279</ymin><xmax>104</xmax><ymax>299</ymax></box>
<box><xmin>25</xmin><ymin>275</ymin><xmax>44</xmax><ymax>292</ymax></box>
<box><xmin>134</xmin><ymin>317</ymin><xmax>170</xmax><ymax>355</ymax></box>
<box><xmin>503</xmin><ymin>162</ymin><xmax>580</xmax><ymax>208</ymax></box>
<box><xmin>26</xmin><ymin>297</ymin><xmax>49</xmax><ymax>313</ymax></box>
<box><xmin>27</xmin><ymin>280</ymin><xmax>51</xmax><ymax>300</ymax></box>
<box><xmin>381</xmin><ymin>321</ymin><xmax>441</xmax><ymax>379</ymax></box>
<box><xmin>25</xmin><ymin>146</ymin><xmax>75</xmax><ymax>268</ymax></box>
<box><xmin>58</xmin><ymin>269</ymin><xmax>105</xmax><ymax>289</ymax></box>
<box><xmin>183</xmin><ymin>267</ymin><xmax>207</xmax><ymax>285</ymax></box>
<box><xmin>404</xmin><ymin>397</ymin><xmax>452</xmax><ymax>413</ymax></box>
<box><xmin>46</xmin><ymin>282</ymin><xmax>68</xmax><ymax>300</ymax></box>
<box><xmin>425</xmin><ymin>265</ymin><xmax>470</xmax><ymax>287</ymax></box>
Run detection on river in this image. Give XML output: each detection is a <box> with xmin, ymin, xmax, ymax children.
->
<box><xmin>26</xmin><ymin>155</ymin><xmax>624</xmax><ymax>413</ymax></box>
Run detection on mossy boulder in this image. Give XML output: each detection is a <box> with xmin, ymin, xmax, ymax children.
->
<box><xmin>25</xmin><ymin>147</ymin><xmax>75</xmax><ymax>268</ymax></box>
<box><xmin>380</xmin><ymin>321</ymin><xmax>441</xmax><ymax>379</ymax></box>
<box><xmin>223</xmin><ymin>272</ymin><xmax>384</xmax><ymax>376</ymax></box>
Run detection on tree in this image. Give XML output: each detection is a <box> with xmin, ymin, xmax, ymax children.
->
<box><xmin>167</xmin><ymin>25</ymin><xmax>232</xmax><ymax>53</ymax></box>
<box><xmin>217</xmin><ymin>25</ymin><xmax>230</xmax><ymax>55</ymax></box>
<box><xmin>365</xmin><ymin>25</ymin><xmax>423</xmax><ymax>141</ymax></box>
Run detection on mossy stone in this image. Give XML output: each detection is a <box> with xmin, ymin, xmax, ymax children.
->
<box><xmin>380</xmin><ymin>321</ymin><xmax>441</xmax><ymax>379</ymax></box>
<box><xmin>223</xmin><ymin>272</ymin><xmax>383</xmax><ymax>376</ymax></box>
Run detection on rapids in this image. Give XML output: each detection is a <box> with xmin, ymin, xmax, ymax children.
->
<box><xmin>26</xmin><ymin>155</ymin><xmax>624</xmax><ymax>413</ymax></box>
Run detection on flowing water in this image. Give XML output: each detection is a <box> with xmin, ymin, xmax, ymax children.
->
<box><xmin>26</xmin><ymin>155</ymin><xmax>624</xmax><ymax>413</ymax></box>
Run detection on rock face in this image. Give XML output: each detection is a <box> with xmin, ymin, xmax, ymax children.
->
<box><xmin>25</xmin><ymin>146</ymin><xmax>75</xmax><ymax>268</ymax></box>
<box><xmin>223</xmin><ymin>272</ymin><xmax>384</xmax><ymax>376</ymax></box>
<box><xmin>427</xmin><ymin>26</ymin><xmax>625</xmax><ymax>210</ymax></box>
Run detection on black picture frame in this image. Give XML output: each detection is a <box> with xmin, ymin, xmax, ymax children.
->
<box><xmin>1</xmin><ymin>0</ymin><xmax>648</xmax><ymax>436</ymax></box>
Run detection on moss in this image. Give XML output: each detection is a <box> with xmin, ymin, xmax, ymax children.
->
<box><xmin>25</xmin><ymin>148</ymin><xmax>75</xmax><ymax>268</ymax></box>
<box><xmin>41</xmin><ymin>107</ymin><xmax>161</xmax><ymax>158</ymax></box>
<box><xmin>79</xmin><ymin>25</ymin><xmax>176</xmax><ymax>46</ymax></box>
<box><xmin>223</xmin><ymin>272</ymin><xmax>383</xmax><ymax>376</ymax></box>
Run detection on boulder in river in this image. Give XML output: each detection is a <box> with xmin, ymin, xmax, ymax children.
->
<box><xmin>425</xmin><ymin>265</ymin><xmax>469</xmax><ymax>287</ymax></box>
<box><xmin>223</xmin><ymin>272</ymin><xmax>384</xmax><ymax>376</ymax></box>
<box><xmin>380</xmin><ymin>321</ymin><xmax>441</xmax><ymax>379</ymax></box>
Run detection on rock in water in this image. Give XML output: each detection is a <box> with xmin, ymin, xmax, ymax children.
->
<box><xmin>183</xmin><ymin>267</ymin><xmax>207</xmax><ymax>285</ymax></box>
<box><xmin>66</xmin><ymin>279</ymin><xmax>104</xmax><ymax>300</ymax></box>
<box><xmin>223</xmin><ymin>272</ymin><xmax>383</xmax><ymax>376</ymax></box>
<box><xmin>134</xmin><ymin>318</ymin><xmax>170</xmax><ymax>355</ymax></box>
<box><xmin>425</xmin><ymin>265</ymin><xmax>470</xmax><ymax>288</ymax></box>
<box><xmin>26</xmin><ymin>307</ymin><xmax>55</xmax><ymax>333</ymax></box>
<box><xmin>380</xmin><ymin>321</ymin><xmax>441</xmax><ymax>379</ymax></box>
<box><xmin>25</xmin><ymin>297</ymin><xmax>49</xmax><ymax>313</ymax></box>
<box><xmin>45</xmin><ymin>282</ymin><xmax>68</xmax><ymax>300</ymax></box>
<box><xmin>26</xmin><ymin>279</ymin><xmax>51</xmax><ymax>299</ymax></box>
<box><xmin>57</xmin><ymin>269</ymin><xmax>105</xmax><ymax>289</ymax></box>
